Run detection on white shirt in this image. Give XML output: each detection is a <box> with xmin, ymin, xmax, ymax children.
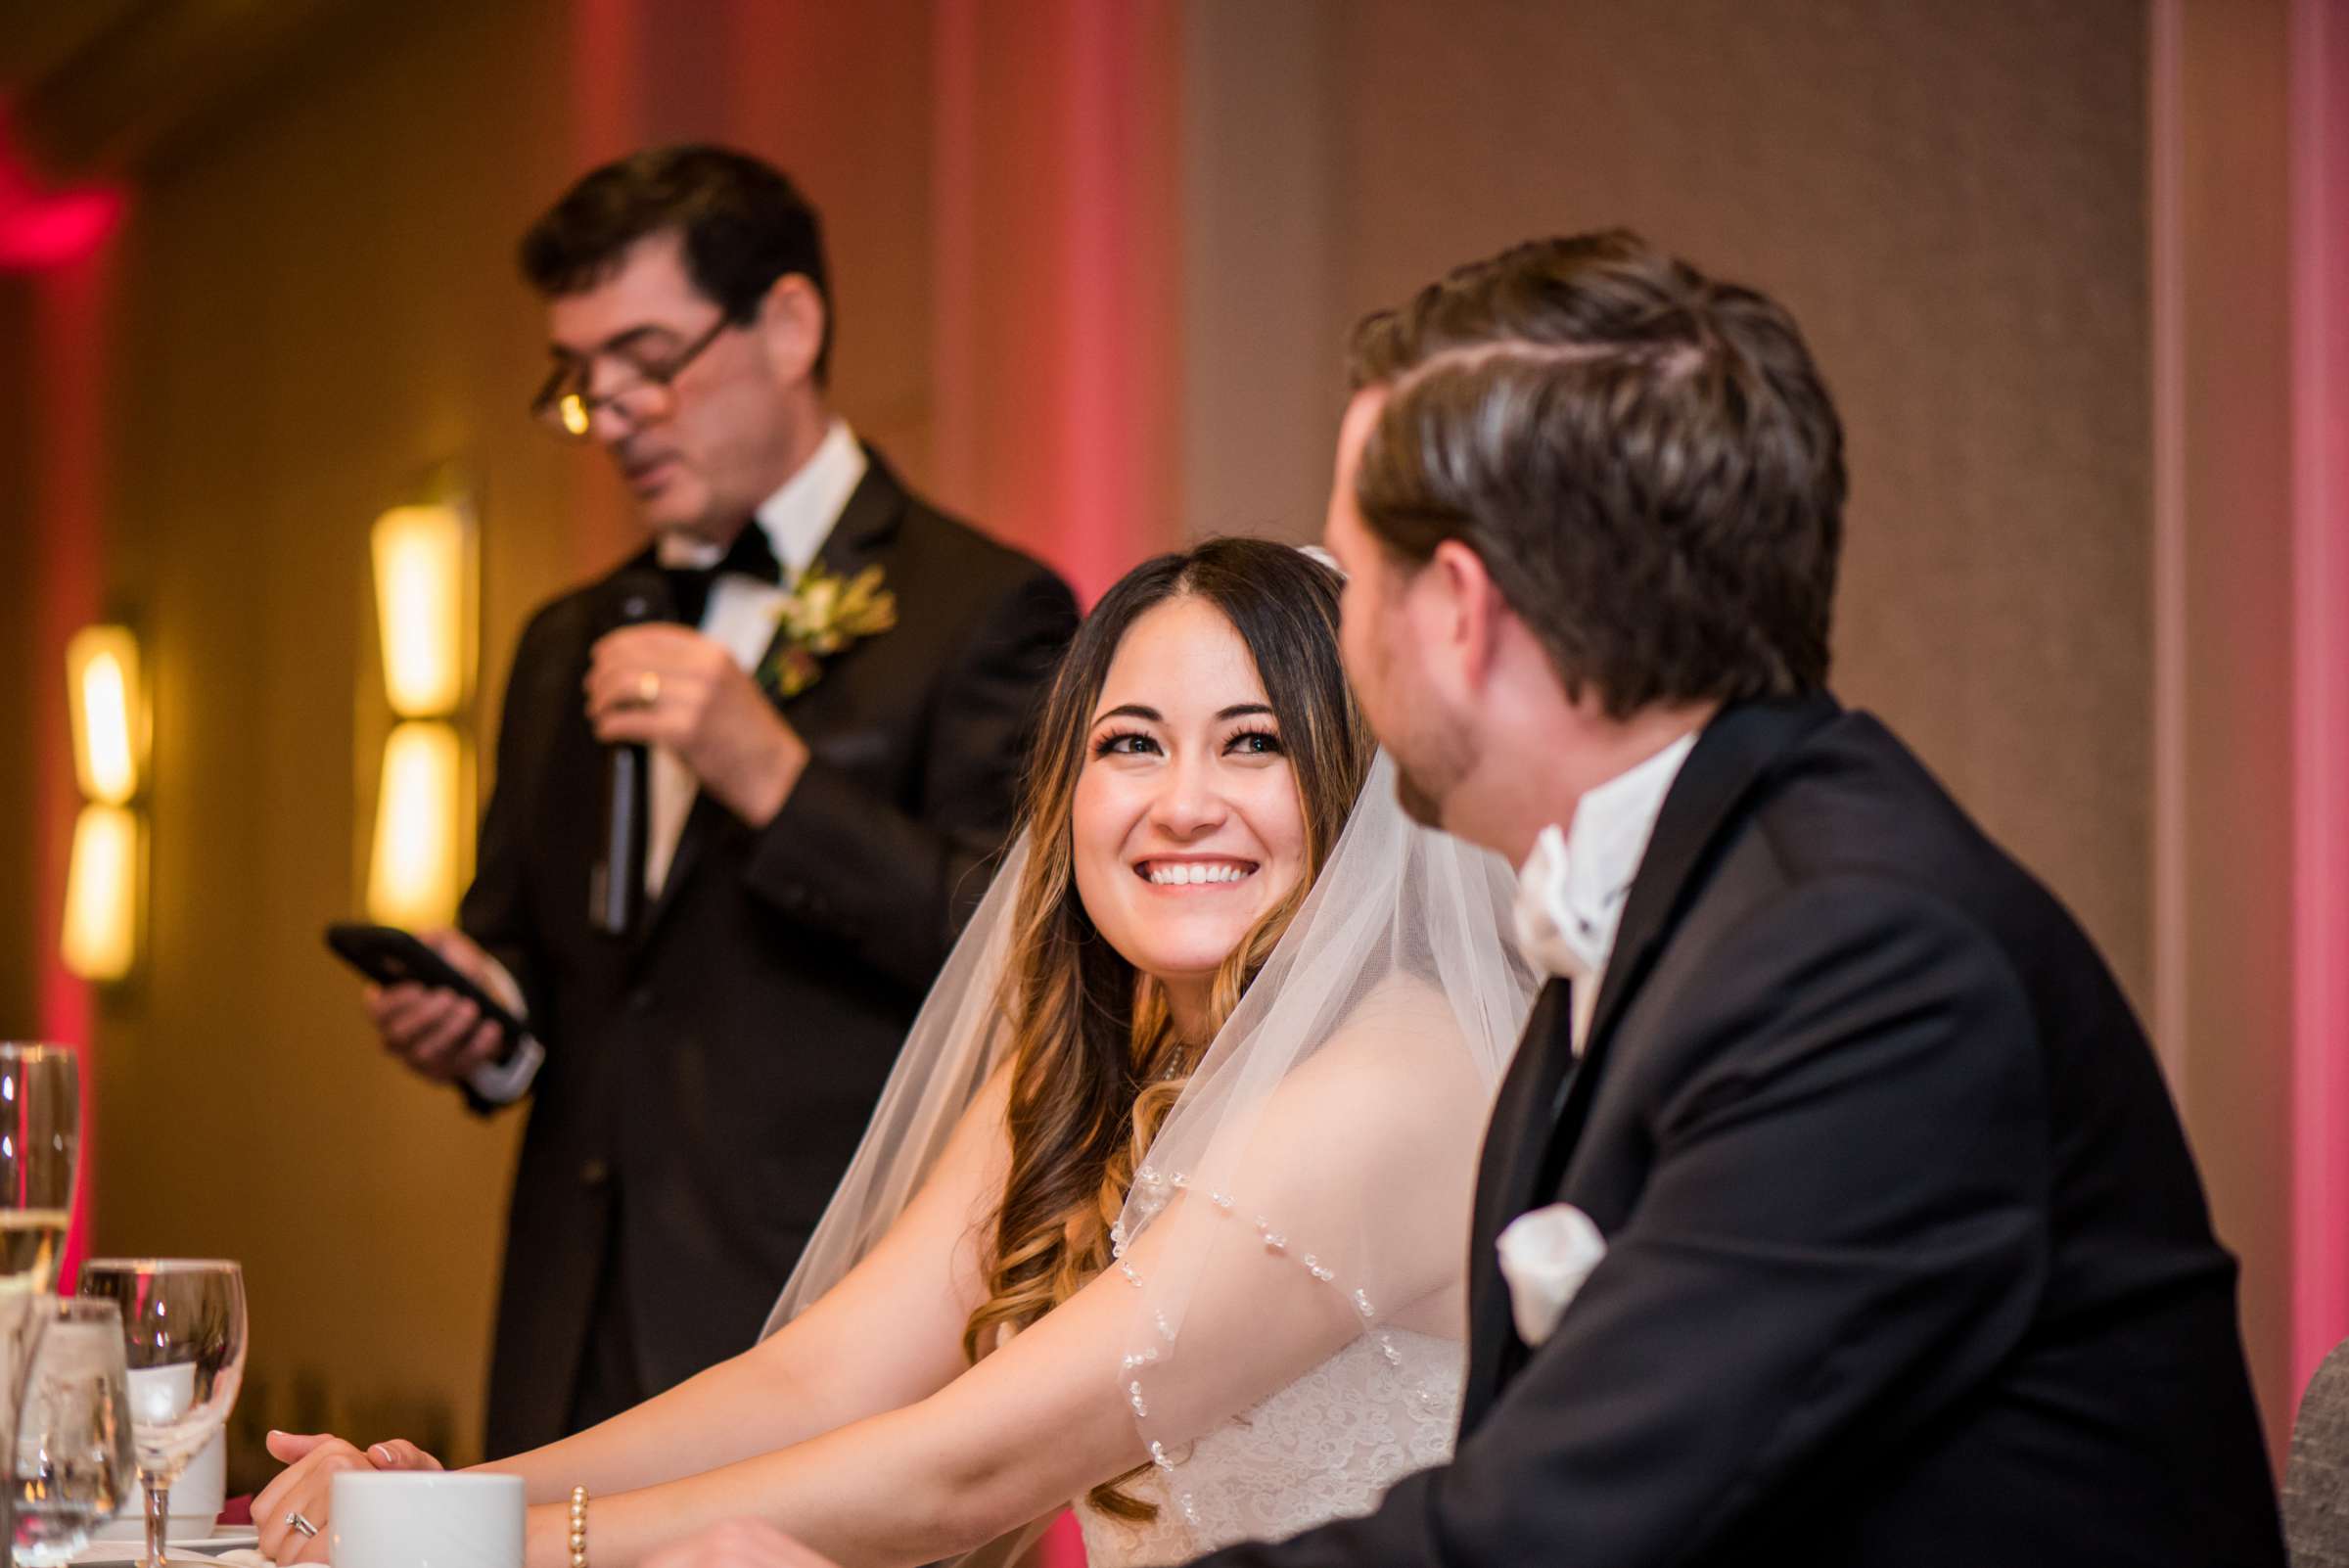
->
<box><xmin>1511</xmin><ymin>731</ymin><xmax>1697</xmax><ymax>1052</ymax></box>
<box><xmin>469</xmin><ymin>420</ymin><xmax>869</xmax><ymax>1103</ymax></box>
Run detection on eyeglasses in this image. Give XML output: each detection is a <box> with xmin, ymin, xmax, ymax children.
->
<box><xmin>530</xmin><ymin>312</ymin><xmax>738</xmax><ymax>440</ymax></box>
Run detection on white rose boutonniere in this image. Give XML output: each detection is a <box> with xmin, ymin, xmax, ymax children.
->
<box><xmin>1495</xmin><ymin>1202</ymin><xmax>1607</xmax><ymax>1347</ymax></box>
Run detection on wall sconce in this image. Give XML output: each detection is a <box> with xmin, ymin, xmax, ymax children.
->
<box><xmin>61</xmin><ymin>625</ymin><xmax>148</xmax><ymax>983</ymax></box>
<box><xmin>367</xmin><ymin>721</ymin><xmax>465</xmax><ymax>929</ymax></box>
<box><xmin>364</xmin><ymin>499</ymin><xmax>475</xmax><ymax>928</ymax></box>
<box><xmin>372</xmin><ymin>504</ymin><xmax>470</xmax><ymax>718</ymax></box>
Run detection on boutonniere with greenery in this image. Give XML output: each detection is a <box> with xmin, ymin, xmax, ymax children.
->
<box><xmin>757</xmin><ymin>561</ymin><xmax>898</xmax><ymax>700</ymax></box>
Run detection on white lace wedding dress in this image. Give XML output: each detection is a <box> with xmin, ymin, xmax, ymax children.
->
<box><xmin>1075</xmin><ymin>1329</ymin><xmax>1464</xmax><ymax>1567</ymax></box>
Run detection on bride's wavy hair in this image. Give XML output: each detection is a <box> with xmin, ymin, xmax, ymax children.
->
<box><xmin>965</xmin><ymin>537</ymin><xmax>1371</xmax><ymax>1517</ymax></box>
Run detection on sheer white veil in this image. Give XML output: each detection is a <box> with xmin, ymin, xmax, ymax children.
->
<box><xmin>762</xmin><ymin>832</ymin><xmax>1029</xmax><ymax>1334</ymax></box>
<box><xmin>1104</xmin><ymin>751</ymin><xmax>1532</xmax><ymax>1525</ymax></box>
<box><xmin>763</xmin><ymin>752</ymin><xmax>1535</xmax><ymax>1532</ymax></box>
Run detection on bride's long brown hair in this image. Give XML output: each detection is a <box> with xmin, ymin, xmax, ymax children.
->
<box><xmin>963</xmin><ymin>539</ymin><xmax>1371</xmax><ymax>1517</ymax></box>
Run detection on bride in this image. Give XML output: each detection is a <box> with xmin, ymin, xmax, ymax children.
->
<box><xmin>257</xmin><ymin>537</ymin><xmax>1534</xmax><ymax>1568</ymax></box>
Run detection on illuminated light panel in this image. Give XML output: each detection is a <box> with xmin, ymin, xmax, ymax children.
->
<box><xmin>65</xmin><ymin>625</ymin><xmax>143</xmax><ymax>806</ymax></box>
<box><xmin>371</xmin><ymin>505</ymin><xmax>469</xmax><ymax>717</ymax></box>
<box><xmin>366</xmin><ymin>720</ymin><xmax>464</xmax><ymax>928</ymax></box>
<box><xmin>61</xmin><ymin>805</ymin><xmax>138</xmax><ymax>982</ymax></box>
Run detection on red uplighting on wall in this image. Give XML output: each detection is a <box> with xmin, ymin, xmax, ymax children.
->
<box><xmin>10</xmin><ymin>100</ymin><xmax>121</xmax><ymax>1282</ymax></box>
<box><xmin>2291</xmin><ymin>0</ymin><xmax>2349</xmax><ymax>1403</ymax></box>
<box><xmin>0</xmin><ymin>111</ymin><xmax>125</xmax><ymax>273</ymax></box>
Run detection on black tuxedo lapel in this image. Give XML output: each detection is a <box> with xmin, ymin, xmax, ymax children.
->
<box><xmin>636</xmin><ymin>451</ymin><xmax>913</xmax><ymax>948</ymax></box>
<box><xmin>1463</xmin><ymin>978</ymin><xmax>1574</xmax><ymax>1430</ymax></box>
<box><xmin>1532</xmin><ymin>696</ymin><xmax>1842</xmax><ymax>1184</ymax></box>
<box><xmin>1461</xmin><ymin>694</ymin><xmax>1842</xmax><ymax>1430</ymax></box>
<box><xmin>722</xmin><ymin>444</ymin><xmax>911</xmax><ymax>712</ymax></box>
<box><xmin>806</xmin><ymin>446</ymin><xmax>911</xmax><ymax>580</ymax></box>
<box><xmin>1577</xmin><ymin>695</ymin><xmax>1843</xmax><ymax>1073</ymax></box>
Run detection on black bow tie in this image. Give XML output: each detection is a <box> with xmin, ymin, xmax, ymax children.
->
<box><xmin>666</xmin><ymin>523</ymin><xmax>784</xmax><ymax>625</ymax></box>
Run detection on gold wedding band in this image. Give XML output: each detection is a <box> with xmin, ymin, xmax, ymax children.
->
<box><xmin>634</xmin><ymin>669</ymin><xmax>661</xmax><ymax>708</ymax></box>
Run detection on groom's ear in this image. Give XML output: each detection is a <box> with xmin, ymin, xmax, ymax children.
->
<box><xmin>1426</xmin><ymin>539</ymin><xmax>1507</xmax><ymax>694</ymax></box>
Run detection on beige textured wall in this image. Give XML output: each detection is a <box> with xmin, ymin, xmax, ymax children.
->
<box><xmin>1185</xmin><ymin>0</ymin><xmax>2152</xmax><ymax>1015</ymax></box>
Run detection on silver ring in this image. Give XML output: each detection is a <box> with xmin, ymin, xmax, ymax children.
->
<box><xmin>287</xmin><ymin>1512</ymin><xmax>319</xmax><ymax>1540</ymax></box>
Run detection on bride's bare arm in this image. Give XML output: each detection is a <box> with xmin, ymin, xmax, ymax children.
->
<box><xmin>545</xmin><ymin>1218</ymin><xmax>1199</xmax><ymax>1568</ymax></box>
<box><xmin>254</xmin><ymin>1071</ymin><xmax>1013</xmax><ymax>1560</ymax></box>
<box><xmin>500</xmin><ymin>1070</ymin><xmax>1009</xmax><ymax>1493</ymax></box>
<box><xmin>543</xmin><ymin>1013</ymin><xmax>1484</xmax><ymax>1568</ymax></box>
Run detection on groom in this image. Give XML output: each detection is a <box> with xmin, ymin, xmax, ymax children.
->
<box><xmin>651</xmin><ymin>237</ymin><xmax>2286</xmax><ymax>1566</ymax></box>
<box><xmin>1190</xmin><ymin>235</ymin><xmax>2287</xmax><ymax>1562</ymax></box>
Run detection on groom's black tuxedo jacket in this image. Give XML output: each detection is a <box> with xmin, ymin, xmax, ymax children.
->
<box><xmin>1195</xmin><ymin>696</ymin><xmax>2282</xmax><ymax>1567</ymax></box>
<box><xmin>459</xmin><ymin>450</ymin><xmax>1076</xmax><ymax>1453</ymax></box>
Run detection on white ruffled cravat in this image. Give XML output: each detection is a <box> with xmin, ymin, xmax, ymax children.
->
<box><xmin>1509</xmin><ymin>731</ymin><xmax>1699</xmax><ymax>1053</ymax></box>
<box><xmin>1510</xmin><ymin>823</ymin><xmax>1605</xmax><ymax>984</ymax></box>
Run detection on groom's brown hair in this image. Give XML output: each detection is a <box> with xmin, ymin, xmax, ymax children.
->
<box><xmin>1347</xmin><ymin>232</ymin><xmax>1845</xmax><ymax>717</ymax></box>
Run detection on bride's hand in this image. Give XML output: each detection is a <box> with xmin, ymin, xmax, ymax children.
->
<box><xmin>644</xmin><ymin>1519</ymin><xmax>842</xmax><ymax>1568</ymax></box>
<box><xmin>253</xmin><ymin>1431</ymin><xmax>443</xmax><ymax>1564</ymax></box>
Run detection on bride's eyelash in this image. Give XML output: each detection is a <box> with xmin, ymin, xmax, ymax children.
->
<box><xmin>1090</xmin><ymin>726</ymin><xmax>1281</xmax><ymax>759</ymax></box>
<box><xmin>1092</xmin><ymin>728</ymin><xmax>1157</xmax><ymax>758</ymax></box>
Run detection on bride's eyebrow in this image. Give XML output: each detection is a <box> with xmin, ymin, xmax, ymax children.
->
<box><xmin>1090</xmin><ymin>702</ymin><xmax>1275</xmax><ymax>725</ymax></box>
<box><xmin>1093</xmin><ymin>703</ymin><xmax>1162</xmax><ymax>725</ymax></box>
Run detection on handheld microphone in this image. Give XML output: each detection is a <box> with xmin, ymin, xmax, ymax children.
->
<box><xmin>589</xmin><ymin>571</ymin><xmax>674</xmax><ymax>938</ymax></box>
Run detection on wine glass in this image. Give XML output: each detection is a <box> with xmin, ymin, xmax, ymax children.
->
<box><xmin>11</xmin><ymin>1298</ymin><xmax>134</xmax><ymax>1566</ymax></box>
<box><xmin>0</xmin><ymin>1046</ymin><xmax>80</xmax><ymax>1291</ymax></box>
<box><xmin>73</xmin><ymin>1263</ymin><xmax>244</xmax><ymax>1568</ymax></box>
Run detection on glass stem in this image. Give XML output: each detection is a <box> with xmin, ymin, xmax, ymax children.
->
<box><xmin>144</xmin><ymin>1478</ymin><xmax>170</xmax><ymax>1568</ymax></box>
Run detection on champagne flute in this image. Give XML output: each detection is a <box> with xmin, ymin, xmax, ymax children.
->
<box><xmin>11</xmin><ymin>1298</ymin><xmax>134</xmax><ymax>1567</ymax></box>
<box><xmin>74</xmin><ymin>1263</ymin><xmax>244</xmax><ymax>1568</ymax></box>
<box><xmin>0</xmin><ymin>1046</ymin><xmax>79</xmax><ymax>1291</ymax></box>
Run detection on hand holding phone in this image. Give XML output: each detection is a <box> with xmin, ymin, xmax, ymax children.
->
<box><xmin>327</xmin><ymin>924</ymin><xmax>525</xmax><ymax>1083</ymax></box>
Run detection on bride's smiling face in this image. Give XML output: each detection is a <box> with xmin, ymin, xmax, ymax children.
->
<box><xmin>1072</xmin><ymin>595</ymin><xmax>1309</xmax><ymax>1017</ymax></box>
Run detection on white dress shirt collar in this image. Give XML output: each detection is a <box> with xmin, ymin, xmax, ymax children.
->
<box><xmin>654</xmin><ymin>418</ymin><xmax>868</xmax><ymax>576</ymax></box>
<box><xmin>1512</xmin><ymin>729</ymin><xmax>1698</xmax><ymax>1049</ymax></box>
<box><xmin>756</xmin><ymin>418</ymin><xmax>868</xmax><ymax>578</ymax></box>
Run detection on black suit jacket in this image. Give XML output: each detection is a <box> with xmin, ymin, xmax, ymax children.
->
<box><xmin>1194</xmin><ymin>696</ymin><xmax>2283</xmax><ymax>1567</ymax></box>
<box><xmin>459</xmin><ymin>450</ymin><xmax>1077</xmax><ymax>1453</ymax></box>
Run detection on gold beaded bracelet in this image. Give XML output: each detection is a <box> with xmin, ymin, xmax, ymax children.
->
<box><xmin>569</xmin><ymin>1486</ymin><xmax>589</xmax><ymax>1568</ymax></box>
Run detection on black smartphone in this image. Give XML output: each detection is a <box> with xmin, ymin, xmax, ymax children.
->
<box><xmin>324</xmin><ymin>923</ymin><xmax>528</xmax><ymax>1042</ymax></box>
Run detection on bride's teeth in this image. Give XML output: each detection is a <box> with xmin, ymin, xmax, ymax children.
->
<box><xmin>1143</xmin><ymin>861</ymin><xmax>1253</xmax><ymax>885</ymax></box>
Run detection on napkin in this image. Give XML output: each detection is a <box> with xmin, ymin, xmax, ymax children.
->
<box><xmin>1495</xmin><ymin>1202</ymin><xmax>1606</xmax><ymax>1346</ymax></box>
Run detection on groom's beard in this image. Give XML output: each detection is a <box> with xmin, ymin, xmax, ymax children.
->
<box><xmin>1393</xmin><ymin>761</ymin><xmax>1445</xmax><ymax>828</ymax></box>
<box><xmin>1383</xmin><ymin>704</ymin><xmax>1474</xmax><ymax>832</ymax></box>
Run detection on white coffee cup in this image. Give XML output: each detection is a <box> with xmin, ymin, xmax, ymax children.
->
<box><xmin>330</xmin><ymin>1472</ymin><xmax>525</xmax><ymax>1568</ymax></box>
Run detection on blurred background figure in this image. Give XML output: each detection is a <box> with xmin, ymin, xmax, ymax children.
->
<box><xmin>363</xmin><ymin>146</ymin><xmax>1076</xmax><ymax>1452</ymax></box>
